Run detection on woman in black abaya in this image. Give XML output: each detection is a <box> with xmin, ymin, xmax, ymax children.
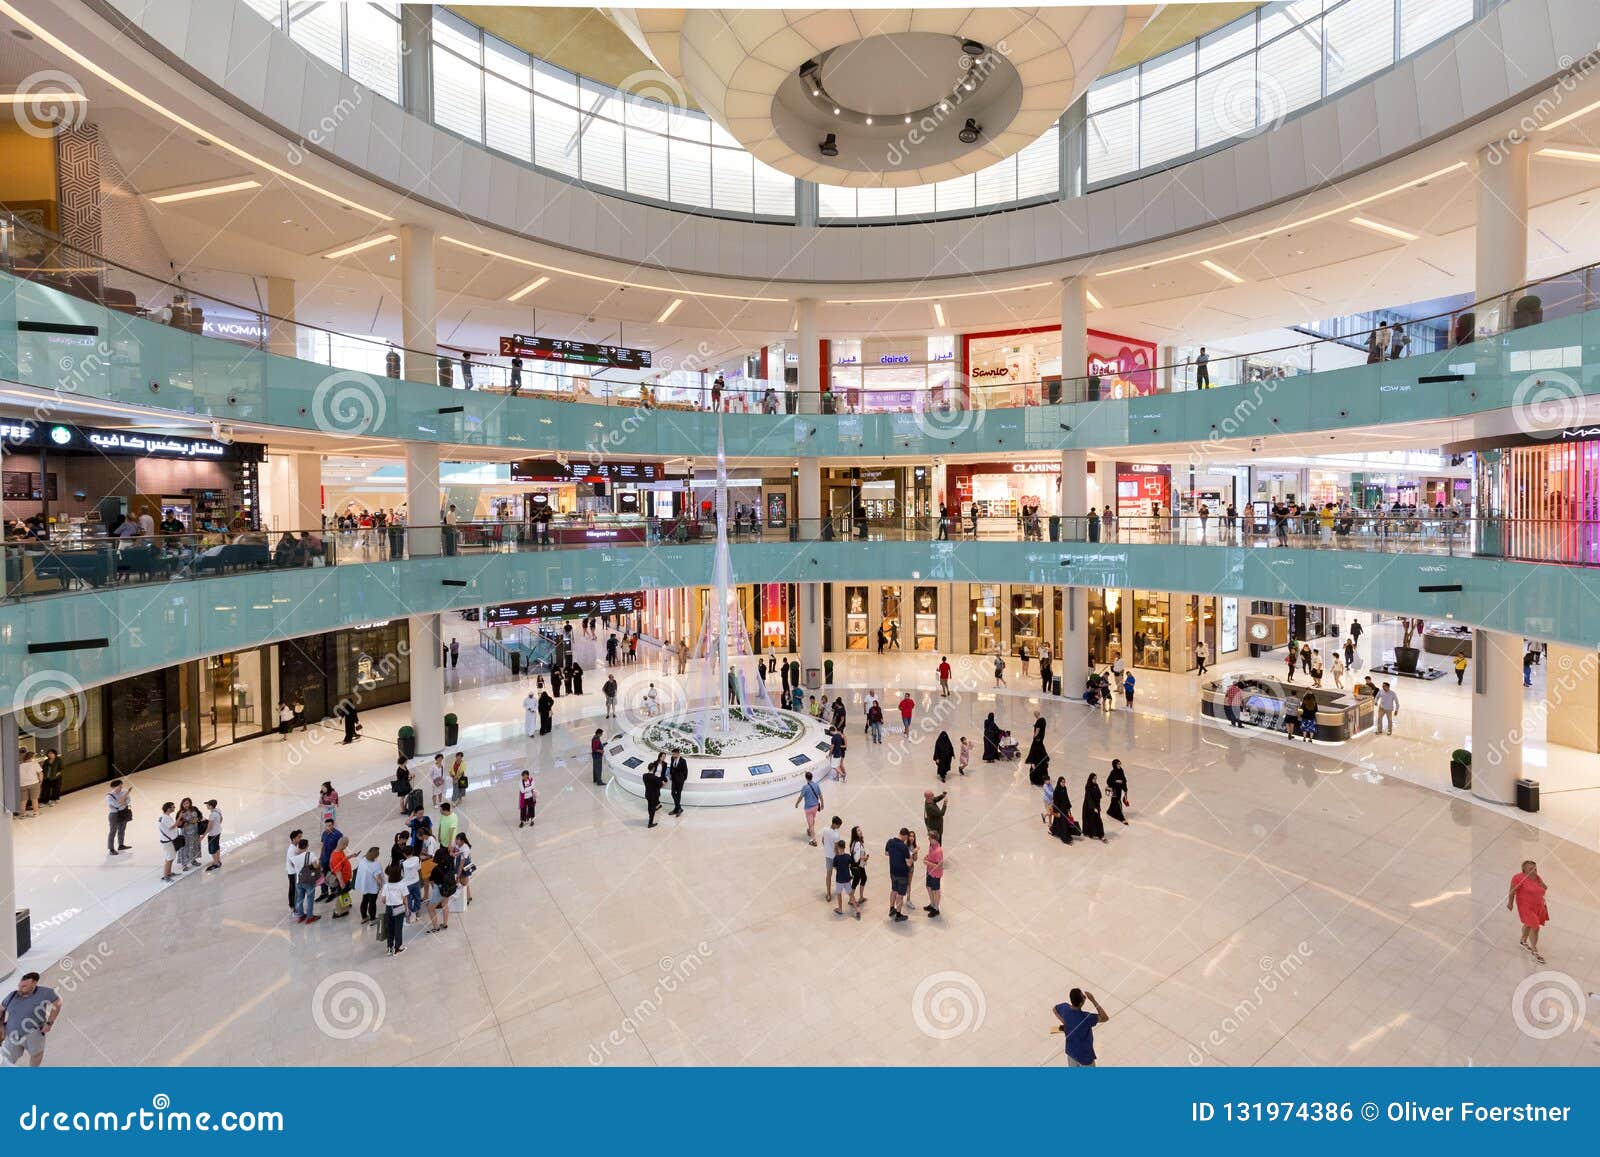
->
<box><xmin>1048</xmin><ymin>776</ymin><xmax>1077</xmax><ymax>844</ymax></box>
<box><xmin>933</xmin><ymin>731</ymin><xmax>955</xmax><ymax>782</ymax></box>
<box><xmin>1081</xmin><ymin>772</ymin><xmax>1106</xmax><ymax>840</ymax></box>
<box><xmin>1106</xmin><ymin>759</ymin><xmax>1130</xmax><ymax>825</ymax></box>
<box><xmin>1025</xmin><ymin>714</ymin><xmax>1048</xmax><ymax>786</ymax></box>
<box><xmin>982</xmin><ymin>712</ymin><xmax>1002</xmax><ymax>762</ymax></box>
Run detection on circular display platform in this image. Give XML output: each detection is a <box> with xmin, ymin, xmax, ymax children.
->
<box><xmin>606</xmin><ymin>706</ymin><xmax>834</xmax><ymax>806</ymax></box>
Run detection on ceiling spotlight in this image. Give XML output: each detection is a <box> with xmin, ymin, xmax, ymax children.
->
<box><xmin>812</xmin><ymin>88</ymin><xmax>821</xmax><ymax>97</ymax></box>
<box><xmin>958</xmin><ymin>119</ymin><xmax>981</xmax><ymax>144</ymax></box>
<box><xmin>832</xmin><ymin>107</ymin><xmax>840</xmax><ymax>116</ymax></box>
<box><xmin>904</xmin><ymin>115</ymin><xmax>911</xmax><ymax>124</ymax></box>
<box><xmin>961</xmin><ymin>39</ymin><xmax>985</xmax><ymax>57</ymax></box>
<box><xmin>819</xmin><ymin>133</ymin><xmax>838</xmax><ymax>158</ymax></box>
<box><xmin>864</xmin><ymin>116</ymin><xmax>872</xmax><ymax>125</ymax></box>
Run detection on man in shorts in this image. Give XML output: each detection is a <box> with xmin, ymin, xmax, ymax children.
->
<box><xmin>884</xmin><ymin>828</ymin><xmax>914</xmax><ymax>922</ymax></box>
<box><xmin>2</xmin><ymin>973</ymin><xmax>62</xmax><ymax>1067</ymax></box>
<box><xmin>794</xmin><ymin>772</ymin><xmax>823</xmax><ymax>845</ymax></box>
<box><xmin>820</xmin><ymin>816</ymin><xmax>845</xmax><ymax>901</ymax></box>
<box><xmin>831</xmin><ymin>841</ymin><xmax>859</xmax><ymax>919</ymax></box>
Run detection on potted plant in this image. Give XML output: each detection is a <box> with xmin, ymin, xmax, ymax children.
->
<box><xmin>1394</xmin><ymin>618</ymin><xmax>1421</xmax><ymax>674</ymax></box>
<box><xmin>397</xmin><ymin>724</ymin><xmax>416</xmax><ymax>760</ymax></box>
<box><xmin>1450</xmin><ymin>748</ymin><xmax>1472</xmax><ymax>791</ymax></box>
<box><xmin>443</xmin><ymin>712</ymin><xmax>459</xmax><ymax>746</ymax></box>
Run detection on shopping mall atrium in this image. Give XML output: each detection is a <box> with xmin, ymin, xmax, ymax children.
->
<box><xmin>0</xmin><ymin>0</ymin><xmax>1599</xmax><ymax>1069</ymax></box>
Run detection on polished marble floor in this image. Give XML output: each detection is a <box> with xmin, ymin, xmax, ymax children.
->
<box><xmin>13</xmin><ymin>618</ymin><xmax>1600</xmax><ymax>1067</ymax></box>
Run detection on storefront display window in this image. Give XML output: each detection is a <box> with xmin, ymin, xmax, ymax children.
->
<box><xmin>1010</xmin><ymin>586</ymin><xmax>1046</xmax><ymax>658</ymax></box>
<box><xmin>1087</xmin><ymin>588</ymin><xmax>1122</xmax><ymax>667</ymax></box>
<box><xmin>760</xmin><ymin>583</ymin><xmax>790</xmax><ymax>651</ymax></box>
<box><xmin>968</xmin><ymin>583</ymin><xmax>1002</xmax><ymax>654</ymax></box>
<box><xmin>844</xmin><ymin>585</ymin><xmax>869</xmax><ymax>650</ymax></box>
<box><xmin>21</xmin><ymin>686</ymin><xmax>104</xmax><ymax>766</ymax></box>
<box><xmin>1132</xmin><ymin>591</ymin><xmax>1170</xmax><ymax>670</ymax></box>
<box><xmin>1221</xmin><ymin>598</ymin><xmax>1239</xmax><ymax>654</ymax></box>
<box><xmin>914</xmin><ymin>586</ymin><xmax>938</xmax><ymax>651</ymax></box>
<box><xmin>337</xmin><ymin>622</ymin><xmax>410</xmax><ymax>699</ymax></box>
<box><xmin>827</xmin><ymin>337</ymin><xmax>959</xmax><ymax>412</ymax></box>
<box><xmin>964</xmin><ymin>326</ymin><xmax>1157</xmax><ymax>404</ymax></box>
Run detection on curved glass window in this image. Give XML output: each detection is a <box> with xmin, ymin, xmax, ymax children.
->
<box><xmin>1085</xmin><ymin>0</ymin><xmax>1476</xmax><ymax>187</ymax></box>
<box><xmin>244</xmin><ymin>1</ymin><xmax>401</xmax><ymax>104</ymax></box>
<box><xmin>427</xmin><ymin>11</ymin><xmax>795</xmax><ymax>218</ymax></box>
<box><xmin>817</xmin><ymin>126</ymin><xmax>1060</xmax><ymax>222</ymax></box>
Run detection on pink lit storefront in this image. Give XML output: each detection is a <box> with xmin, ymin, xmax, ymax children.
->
<box><xmin>962</xmin><ymin>325</ymin><xmax>1157</xmax><ymax>404</ymax></box>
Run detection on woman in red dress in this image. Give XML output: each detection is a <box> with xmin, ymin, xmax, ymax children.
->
<box><xmin>1508</xmin><ymin>860</ymin><xmax>1550</xmax><ymax>963</ymax></box>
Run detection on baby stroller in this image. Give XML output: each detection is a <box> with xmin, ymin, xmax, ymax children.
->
<box><xmin>997</xmin><ymin>731</ymin><xmax>1021</xmax><ymax>760</ymax></box>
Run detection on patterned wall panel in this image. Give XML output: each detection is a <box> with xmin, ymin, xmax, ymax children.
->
<box><xmin>54</xmin><ymin>121</ymin><xmax>102</xmax><ymax>259</ymax></box>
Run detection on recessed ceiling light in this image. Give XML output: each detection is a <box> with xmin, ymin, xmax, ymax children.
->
<box><xmin>0</xmin><ymin>90</ymin><xmax>85</xmax><ymax>105</ymax></box>
<box><xmin>1349</xmin><ymin>215</ymin><xmax>1418</xmax><ymax>241</ymax></box>
<box><xmin>832</xmin><ymin>107</ymin><xmax>840</xmax><ymax>116</ymax></box>
<box><xmin>322</xmin><ymin>233</ymin><xmax>397</xmax><ymax>260</ymax></box>
<box><xmin>1200</xmin><ymin>259</ymin><xmax>1245</xmax><ymax>284</ymax></box>
<box><xmin>932</xmin><ymin>302</ymin><xmax>945</xmax><ymax>326</ymax></box>
<box><xmin>1536</xmin><ymin>145</ymin><xmax>1600</xmax><ymax>164</ymax></box>
<box><xmin>1538</xmin><ymin>97</ymin><xmax>1600</xmax><ymax>132</ymax></box>
<box><xmin>148</xmin><ymin>178</ymin><xmax>262</xmax><ymax>204</ymax></box>
<box><xmin>439</xmin><ymin>236</ymin><xmax>785</xmax><ymax>303</ymax></box>
<box><xmin>864</xmin><ymin>116</ymin><xmax>872</xmax><ymax>125</ymax></box>
<box><xmin>507</xmin><ymin>276</ymin><xmax>549</xmax><ymax>302</ymax></box>
<box><xmin>1084</xmin><ymin>289</ymin><xmax>1103</xmax><ymax>310</ymax></box>
<box><xmin>655</xmin><ymin>297</ymin><xmax>683</xmax><ymax>324</ymax></box>
<box><xmin>904</xmin><ymin>115</ymin><xmax>911</xmax><ymax>124</ymax></box>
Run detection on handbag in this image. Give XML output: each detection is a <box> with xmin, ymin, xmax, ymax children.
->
<box><xmin>117</xmin><ymin>806</ymin><xmax>133</xmax><ymax>822</ymax></box>
<box><xmin>171</xmin><ymin>834</ymin><xmax>187</xmax><ymax>851</ymax></box>
<box><xmin>376</xmin><ymin>909</ymin><xmax>390</xmax><ymax>941</ymax></box>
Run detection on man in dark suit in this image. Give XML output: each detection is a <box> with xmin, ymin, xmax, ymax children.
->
<box><xmin>642</xmin><ymin>762</ymin><xmax>665</xmax><ymax>828</ymax></box>
<box><xmin>669</xmin><ymin>751</ymin><xmax>690</xmax><ymax>816</ymax></box>
<box><xmin>336</xmin><ymin>700</ymin><xmax>359</xmax><ymax>744</ymax></box>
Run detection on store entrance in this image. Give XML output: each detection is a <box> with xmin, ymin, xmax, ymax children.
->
<box><xmin>180</xmin><ymin>649</ymin><xmax>269</xmax><ymax>753</ymax></box>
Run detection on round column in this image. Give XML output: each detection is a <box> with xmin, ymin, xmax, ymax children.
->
<box><xmin>1471</xmin><ymin>628</ymin><xmax>1525</xmax><ymax>804</ymax></box>
<box><xmin>399</xmin><ymin>224</ymin><xmax>437</xmax><ymax>384</ymax></box>
<box><xmin>796</xmin><ymin>298</ymin><xmax>820</xmax><ymax>415</ymax></box>
<box><xmin>409</xmin><ymin>613</ymin><xmax>445</xmax><ymax>755</ymax></box>
<box><xmin>1060</xmin><ymin>277</ymin><xmax>1088</xmax><ymax>401</ymax></box>
<box><xmin>798</xmin><ymin>459</ymin><xmax>822</xmax><ymax>677</ymax></box>
<box><xmin>405</xmin><ymin>442</ymin><xmax>442</xmax><ymax>557</ymax></box>
<box><xmin>1059</xmin><ymin>448</ymin><xmax>1089</xmax><ymax>685</ymax></box>
<box><xmin>1475</xmin><ymin>140</ymin><xmax>1529</xmax><ymax>323</ymax></box>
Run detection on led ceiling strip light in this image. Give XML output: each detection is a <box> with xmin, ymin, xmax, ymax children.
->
<box><xmin>0</xmin><ymin>1</ymin><xmax>389</xmax><ymax>221</ymax></box>
<box><xmin>438</xmin><ymin>236</ymin><xmax>786</xmax><ymax>303</ymax></box>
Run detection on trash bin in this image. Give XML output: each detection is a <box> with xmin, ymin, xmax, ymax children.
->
<box><xmin>824</xmin><ymin>659</ymin><xmax>834</xmax><ymax>685</ymax></box>
<box><xmin>510</xmin><ymin>651</ymin><xmax>522</xmax><ymax>676</ymax></box>
<box><xmin>397</xmin><ymin>726</ymin><xmax>417</xmax><ymax>761</ymax></box>
<box><xmin>1052</xmin><ymin>676</ymin><xmax>1062</xmax><ymax>697</ymax></box>
<box><xmin>1516</xmin><ymin>777</ymin><xmax>1540</xmax><ymax>812</ymax></box>
<box><xmin>788</xmin><ymin>522</ymin><xmax>798</xmax><ymax>542</ymax></box>
<box><xmin>804</xmin><ymin>667</ymin><xmax>822</xmax><ymax>690</ymax></box>
<box><xmin>1449</xmin><ymin>749</ymin><xmax>1471</xmax><ymax>791</ymax></box>
<box><xmin>444</xmin><ymin>713</ymin><xmax>459</xmax><ymax>746</ymax></box>
<box><xmin>15</xmin><ymin>908</ymin><xmax>30</xmax><ymax>958</ymax></box>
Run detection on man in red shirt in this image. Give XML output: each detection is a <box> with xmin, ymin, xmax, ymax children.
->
<box><xmin>937</xmin><ymin>657</ymin><xmax>952</xmax><ymax>697</ymax></box>
<box><xmin>899</xmin><ymin>693</ymin><xmax>916</xmax><ymax>736</ymax></box>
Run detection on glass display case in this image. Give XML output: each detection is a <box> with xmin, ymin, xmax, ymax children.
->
<box><xmin>844</xmin><ymin>585</ymin><xmax>869</xmax><ymax>650</ymax></box>
<box><xmin>914</xmin><ymin>586</ymin><xmax>938</xmax><ymax>651</ymax></box>
<box><xmin>880</xmin><ymin>585</ymin><xmax>903</xmax><ymax>651</ymax></box>
<box><xmin>968</xmin><ymin>583</ymin><xmax>1002</xmax><ymax>654</ymax></box>
<box><xmin>1010</xmin><ymin>586</ymin><xmax>1046</xmax><ymax>659</ymax></box>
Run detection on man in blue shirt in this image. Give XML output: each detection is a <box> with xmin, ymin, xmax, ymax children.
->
<box><xmin>884</xmin><ymin>828</ymin><xmax>914</xmax><ymax>922</ymax></box>
<box><xmin>794</xmin><ymin>772</ymin><xmax>824</xmax><ymax>845</ymax></box>
<box><xmin>1053</xmin><ymin>988</ymin><xmax>1109</xmax><ymax>1067</ymax></box>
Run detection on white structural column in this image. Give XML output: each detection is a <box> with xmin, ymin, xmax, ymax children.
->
<box><xmin>399</xmin><ymin>224</ymin><xmax>437</xmax><ymax>384</ymax></box>
<box><xmin>405</xmin><ymin>441</ymin><xmax>442</xmax><ymax>557</ymax></box>
<box><xmin>0</xmin><ymin>781</ymin><xmax>13</xmax><ymax>980</ymax></box>
<box><xmin>798</xmin><ymin>458</ymin><xmax>822</xmax><ymax>678</ymax></box>
<box><xmin>262</xmin><ymin>451</ymin><xmax>322</xmax><ymax>531</ymax></box>
<box><xmin>1471</xmin><ymin>629</ymin><xmax>1525</xmax><ymax>804</ymax></box>
<box><xmin>796</xmin><ymin>298</ymin><xmax>820</xmax><ymax>415</ymax></box>
<box><xmin>1060</xmin><ymin>276</ymin><xmax>1088</xmax><ymax>399</ymax></box>
<box><xmin>1474</xmin><ymin>139</ymin><xmax>1529</xmax><ymax>315</ymax></box>
<box><xmin>1059</xmin><ymin>448</ymin><xmax>1089</xmax><ymax>682</ymax></box>
<box><xmin>265</xmin><ymin>276</ymin><xmax>297</xmax><ymax>358</ymax></box>
<box><xmin>409</xmin><ymin>613</ymin><xmax>444</xmax><ymax>755</ymax></box>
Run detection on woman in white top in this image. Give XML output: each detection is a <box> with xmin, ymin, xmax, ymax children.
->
<box><xmin>380</xmin><ymin>863</ymin><xmax>408</xmax><ymax>955</ymax></box>
<box><xmin>453</xmin><ymin>833</ymin><xmax>475</xmax><ymax>907</ymax></box>
<box><xmin>354</xmin><ymin>847</ymin><xmax>384</xmax><ymax>924</ymax></box>
<box><xmin>278</xmin><ymin>702</ymin><xmax>293</xmax><ymax>740</ymax></box>
<box><xmin>400</xmin><ymin>850</ymin><xmax>422</xmax><ymax>921</ymax></box>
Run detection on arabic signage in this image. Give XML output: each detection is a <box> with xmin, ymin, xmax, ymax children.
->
<box><xmin>0</xmin><ymin>423</ymin><xmax>260</xmax><ymax>461</ymax></box>
<box><xmin>498</xmin><ymin>334</ymin><xmax>651</xmax><ymax>370</ymax></box>
<box><xmin>510</xmin><ymin>459</ymin><xmax>661</xmax><ymax>484</ymax></box>
<box><xmin>484</xmin><ymin>590</ymin><xmax>643</xmax><ymax>624</ymax></box>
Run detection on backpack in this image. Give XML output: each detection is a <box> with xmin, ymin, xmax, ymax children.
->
<box><xmin>295</xmin><ymin>854</ymin><xmax>318</xmax><ymax>888</ymax></box>
<box><xmin>432</xmin><ymin>861</ymin><xmax>457</xmax><ymax>897</ymax></box>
